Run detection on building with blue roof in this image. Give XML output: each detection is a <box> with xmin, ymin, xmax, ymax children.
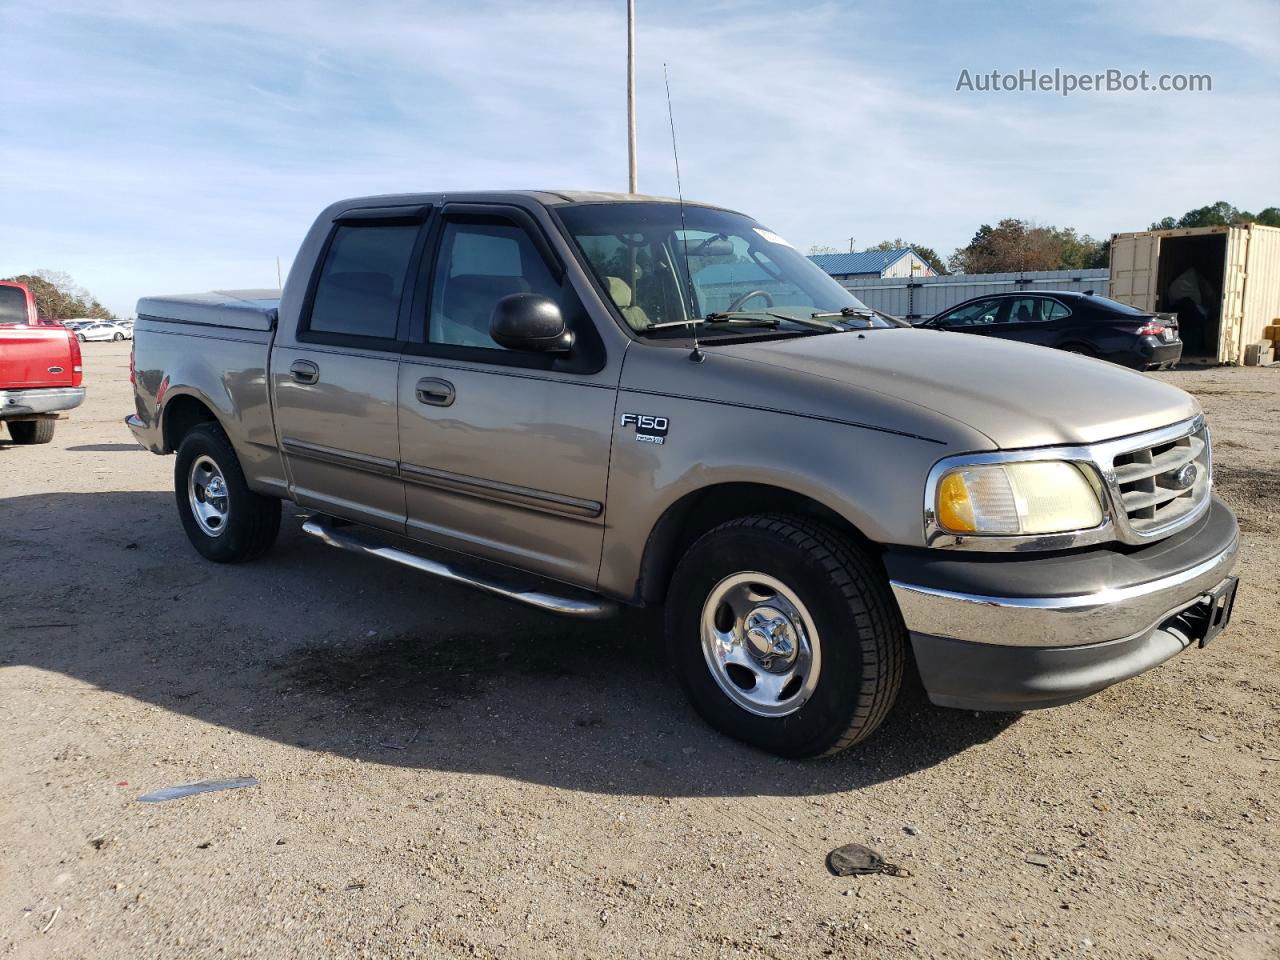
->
<box><xmin>808</xmin><ymin>248</ymin><xmax>937</xmax><ymax>280</ymax></box>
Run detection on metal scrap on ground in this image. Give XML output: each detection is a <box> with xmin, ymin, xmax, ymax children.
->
<box><xmin>137</xmin><ymin>778</ymin><xmax>259</xmax><ymax>803</ymax></box>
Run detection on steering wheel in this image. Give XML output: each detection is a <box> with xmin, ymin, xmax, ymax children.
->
<box><xmin>726</xmin><ymin>289</ymin><xmax>776</xmax><ymax>312</ymax></box>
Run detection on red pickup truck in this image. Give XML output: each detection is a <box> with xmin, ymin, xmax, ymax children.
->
<box><xmin>0</xmin><ymin>280</ymin><xmax>85</xmax><ymax>444</ymax></box>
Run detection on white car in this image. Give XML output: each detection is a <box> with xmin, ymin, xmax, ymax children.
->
<box><xmin>75</xmin><ymin>321</ymin><xmax>132</xmax><ymax>342</ymax></box>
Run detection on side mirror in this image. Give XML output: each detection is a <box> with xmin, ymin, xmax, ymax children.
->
<box><xmin>490</xmin><ymin>294</ymin><xmax>574</xmax><ymax>353</ymax></box>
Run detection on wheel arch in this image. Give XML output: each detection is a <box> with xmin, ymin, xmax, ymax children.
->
<box><xmin>635</xmin><ymin>482</ymin><xmax>879</xmax><ymax>605</ymax></box>
<box><xmin>161</xmin><ymin>391</ymin><xmax>224</xmax><ymax>453</ymax></box>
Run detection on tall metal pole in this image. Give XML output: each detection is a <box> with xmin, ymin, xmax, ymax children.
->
<box><xmin>627</xmin><ymin>0</ymin><xmax>638</xmax><ymax>193</ymax></box>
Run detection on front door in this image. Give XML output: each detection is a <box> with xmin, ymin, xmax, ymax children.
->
<box><xmin>970</xmin><ymin>296</ymin><xmax>1058</xmax><ymax>348</ymax></box>
<box><xmin>271</xmin><ymin>212</ymin><xmax>426</xmax><ymax>532</ymax></box>
<box><xmin>396</xmin><ymin>205</ymin><xmax>616</xmax><ymax>588</ymax></box>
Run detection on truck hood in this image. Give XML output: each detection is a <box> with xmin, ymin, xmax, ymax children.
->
<box><xmin>714</xmin><ymin>328</ymin><xmax>1199</xmax><ymax>449</ymax></box>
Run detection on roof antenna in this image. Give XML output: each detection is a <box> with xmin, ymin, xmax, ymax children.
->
<box><xmin>664</xmin><ymin>63</ymin><xmax>704</xmax><ymax>363</ymax></box>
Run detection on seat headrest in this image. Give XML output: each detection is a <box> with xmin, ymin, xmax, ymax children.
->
<box><xmin>606</xmin><ymin>276</ymin><xmax>633</xmax><ymax>307</ymax></box>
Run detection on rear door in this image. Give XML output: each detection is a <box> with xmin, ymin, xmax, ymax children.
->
<box><xmin>1219</xmin><ymin>227</ymin><xmax>1249</xmax><ymax>363</ymax></box>
<box><xmin>396</xmin><ymin>203</ymin><xmax>615</xmax><ymax>587</ymax></box>
<box><xmin>270</xmin><ymin>206</ymin><xmax>430</xmax><ymax>533</ymax></box>
<box><xmin>1110</xmin><ymin>234</ymin><xmax>1160</xmax><ymax>310</ymax></box>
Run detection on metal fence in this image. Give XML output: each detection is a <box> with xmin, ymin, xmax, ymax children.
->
<box><xmin>838</xmin><ymin>269</ymin><xmax>1111</xmax><ymax>320</ymax></box>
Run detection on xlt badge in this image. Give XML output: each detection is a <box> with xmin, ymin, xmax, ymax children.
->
<box><xmin>620</xmin><ymin>413</ymin><xmax>669</xmax><ymax>444</ymax></box>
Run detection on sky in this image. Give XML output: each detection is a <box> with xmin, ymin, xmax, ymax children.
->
<box><xmin>1</xmin><ymin>0</ymin><xmax>1277</xmax><ymax>317</ymax></box>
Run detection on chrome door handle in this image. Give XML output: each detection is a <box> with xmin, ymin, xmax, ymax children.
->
<box><xmin>289</xmin><ymin>360</ymin><xmax>319</xmax><ymax>385</ymax></box>
<box><xmin>415</xmin><ymin>378</ymin><xmax>455</xmax><ymax>406</ymax></box>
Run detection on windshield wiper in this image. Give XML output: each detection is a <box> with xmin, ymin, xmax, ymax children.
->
<box><xmin>639</xmin><ymin>311</ymin><xmax>841</xmax><ymax>334</ymax></box>
<box><xmin>810</xmin><ymin>306</ymin><xmax>879</xmax><ymax>326</ymax></box>
<box><xmin>640</xmin><ymin>314</ymin><xmax>779</xmax><ymax>332</ymax></box>
<box><xmin>706</xmin><ymin>310</ymin><xmax>841</xmax><ymax>331</ymax></box>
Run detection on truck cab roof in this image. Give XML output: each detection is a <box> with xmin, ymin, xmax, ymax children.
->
<box><xmin>325</xmin><ymin>190</ymin><xmax>740</xmax><ymax>213</ymax></box>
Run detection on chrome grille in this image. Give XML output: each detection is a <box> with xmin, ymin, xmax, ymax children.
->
<box><xmin>1103</xmin><ymin>418</ymin><xmax>1211</xmax><ymax>540</ymax></box>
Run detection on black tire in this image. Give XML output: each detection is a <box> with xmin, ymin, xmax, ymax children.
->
<box><xmin>7</xmin><ymin>419</ymin><xmax>56</xmax><ymax>444</ymax></box>
<box><xmin>174</xmin><ymin>422</ymin><xmax>280</xmax><ymax>562</ymax></box>
<box><xmin>76</xmin><ymin>333</ymin><xmax>86</xmax><ymax>342</ymax></box>
<box><xmin>1063</xmin><ymin>343</ymin><xmax>1097</xmax><ymax>358</ymax></box>
<box><xmin>113</xmin><ymin>332</ymin><xmax>123</xmax><ymax>341</ymax></box>
<box><xmin>665</xmin><ymin>515</ymin><xmax>905</xmax><ymax>758</ymax></box>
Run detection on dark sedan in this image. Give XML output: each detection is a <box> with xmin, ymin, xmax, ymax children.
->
<box><xmin>916</xmin><ymin>291</ymin><xmax>1182</xmax><ymax>370</ymax></box>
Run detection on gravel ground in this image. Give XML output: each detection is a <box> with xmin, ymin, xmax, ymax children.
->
<box><xmin>2</xmin><ymin>342</ymin><xmax>1277</xmax><ymax>959</ymax></box>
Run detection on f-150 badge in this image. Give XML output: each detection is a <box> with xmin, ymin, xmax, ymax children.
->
<box><xmin>620</xmin><ymin>413</ymin><xmax>668</xmax><ymax>444</ymax></box>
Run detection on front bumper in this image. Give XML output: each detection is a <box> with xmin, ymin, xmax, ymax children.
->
<box><xmin>886</xmin><ymin>496</ymin><xmax>1239</xmax><ymax>710</ymax></box>
<box><xmin>0</xmin><ymin>386</ymin><xmax>85</xmax><ymax>419</ymax></box>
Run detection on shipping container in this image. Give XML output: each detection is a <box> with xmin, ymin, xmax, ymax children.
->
<box><xmin>1109</xmin><ymin>223</ymin><xmax>1280</xmax><ymax>364</ymax></box>
<box><xmin>836</xmin><ymin>269</ymin><xmax>1110</xmax><ymax>320</ymax></box>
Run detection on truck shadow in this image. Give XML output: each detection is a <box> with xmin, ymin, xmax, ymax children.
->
<box><xmin>1</xmin><ymin>491</ymin><xmax>1018</xmax><ymax>798</ymax></box>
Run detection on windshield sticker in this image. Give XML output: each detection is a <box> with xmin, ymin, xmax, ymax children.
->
<box><xmin>753</xmin><ymin>227</ymin><xmax>794</xmax><ymax>249</ymax></box>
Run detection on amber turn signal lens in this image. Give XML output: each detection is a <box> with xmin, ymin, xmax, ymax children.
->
<box><xmin>936</xmin><ymin>472</ymin><xmax>977</xmax><ymax>533</ymax></box>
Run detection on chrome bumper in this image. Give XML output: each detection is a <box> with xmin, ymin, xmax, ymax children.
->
<box><xmin>890</xmin><ymin>534</ymin><xmax>1238</xmax><ymax>649</ymax></box>
<box><xmin>0</xmin><ymin>386</ymin><xmax>85</xmax><ymax>417</ymax></box>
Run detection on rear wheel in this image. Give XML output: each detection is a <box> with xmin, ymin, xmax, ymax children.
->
<box><xmin>665</xmin><ymin>515</ymin><xmax>905</xmax><ymax>758</ymax></box>
<box><xmin>174</xmin><ymin>422</ymin><xmax>280</xmax><ymax>562</ymax></box>
<box><xmin>112</xmin><ymin>332</ymin><xmax>124</xmax><ymax>341</ymax></box>
<box><xmin>6</xmin><ymin>420</ymin><xmax>56</xmax><ymax>444</ymax></box>
<box><xmin>76</xmin><ymin>333</ymin><xmax>86</xmax><ymax>342</ymax></box>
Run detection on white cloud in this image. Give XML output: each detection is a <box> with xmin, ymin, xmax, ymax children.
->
<box><xmin>1</xmin><ymin>0</ymin><xmax>1275</xmax><ymax>315</ymax></box>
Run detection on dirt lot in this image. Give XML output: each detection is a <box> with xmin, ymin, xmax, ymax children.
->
<box><xmin>2</xmin><ymin>341</ymin><xmax>1277</xmax><ymax>959</ymax></box>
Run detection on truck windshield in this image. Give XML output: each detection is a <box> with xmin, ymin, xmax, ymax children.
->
<box><xmin>556</xmin><ymin>202</ymin><xmax>882</xmax><ymax>335</ymax></box>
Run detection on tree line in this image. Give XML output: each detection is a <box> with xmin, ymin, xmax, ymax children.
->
<box><xmin>1</xmin><ymin>270</ymin><xmax>114</xmax><ymax>321</ymax></box>
<box><xmin>811</xmin><ymin>201</ymin><xmax>1280</xmax><ymax>276</ymax></box>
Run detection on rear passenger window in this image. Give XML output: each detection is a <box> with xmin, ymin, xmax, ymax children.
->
<box><xmin>1004</xmin><ymin>298</ymin><xmax>1041</xmax><ymax>324</ymax></box>
<box><xmin>308</xmin><ymin>224</ymin><xmax>419</xmax><ymax>340</ymax></box>
<box><xmin>1042</xmin><ymin>299</ymin><xmax>1071</xmax><ymax>322</ymax></box>
<box><xmin>429</xmin><ymin>222</ymin><xmax>561</xmax><ymax>350</ymax></box>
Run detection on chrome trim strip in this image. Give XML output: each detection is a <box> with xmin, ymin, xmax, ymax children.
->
<box><xmin>282</xmin><ymin>439</ymin><xmax>602</xmax><ymax>520</ymax></box>
<box><xmin>301</xmin><ymin>517</ymin><xmax>618</xmax><ymax>620</ymax></box>
<box><xmin>923</xmin><ymin>414</ymin><xmax>1210</xmax><ymax>552</ymax></box>
<box><xmin>281</xmin><ymin>437</ymin><xmax>399</xmax><ymax>478</ymax></box>
<box><xmin>890</xmin><ymin>529</ymin><xmax>1238</xmax><ymax>648</ymax></box>
<box><xmin>400</xmin><ymin>462</ymin><xmax>602</xmax><ymax>520</ymax></box>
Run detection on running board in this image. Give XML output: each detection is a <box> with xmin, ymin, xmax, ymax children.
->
<box><xmin>300</xmin><ymin>517</ymin><xmax>619</xmax><ymax>620</ymax></box>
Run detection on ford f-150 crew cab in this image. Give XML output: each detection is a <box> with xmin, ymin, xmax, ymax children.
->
<box><xmin>1</xmin><ymin>279</ymin><xmax>85</xmax><ymax>444</ymax></box>
<box><xmin>127</xmin><ymin>192</ymin><xmax>1240</xmax><ymax>757</ymax></box>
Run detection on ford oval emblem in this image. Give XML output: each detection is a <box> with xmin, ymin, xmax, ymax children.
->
<box><xmin>1173</xmin><ymin>462</ymin><xmax>1198</xmax><ymax>488</ymax></box>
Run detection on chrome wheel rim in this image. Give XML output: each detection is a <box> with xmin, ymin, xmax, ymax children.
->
<box><xmin>188</xmin><ymin>455</ymin><xmax>230</xmax><ymax>537</ymax></box>
<box><xmin>699</xmin><ymin>572</ymin><xmax>820</xmax><ymax>717</ymax></box>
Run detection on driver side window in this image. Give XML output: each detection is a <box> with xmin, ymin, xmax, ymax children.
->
<box><xmin>428</xmin><ymin>220</ymin><xmax>561</xmax><ymax>350</ymax></box>
<box><xmin>939</xmin><ymin>298</ymin><xmax>1002</xmax><ymax>327</ymax></box>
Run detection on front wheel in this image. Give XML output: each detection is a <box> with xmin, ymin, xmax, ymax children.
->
<box><xmin>174</xmin><ymin>422</ymin><xmax>280</xmax><ymax>562</ymax></box>
<box><xmin>76</xmin><ymin>333</ymin><xmax>86</xmax><ymax>342</ymax></box>
<box><xmin>113</xmin><ymin>332</ymin><xmax>124</xmax><ymax>341</ymax></box>
<box><xmin>665</xmin><ymin>515</ymin><xmax>905</xmax><ymax>758</ymax></box>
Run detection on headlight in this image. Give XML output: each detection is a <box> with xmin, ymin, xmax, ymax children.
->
<box><xmin>934</xmin><ymin>461</ymin><xmax>1103</xmax><ymax>535</ymax></box>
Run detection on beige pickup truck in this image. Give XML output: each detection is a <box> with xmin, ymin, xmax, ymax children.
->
<box><xmin>127</xmin><ymin>192</ymin><xmax>1240</xmax><ymax>757</ymax></box>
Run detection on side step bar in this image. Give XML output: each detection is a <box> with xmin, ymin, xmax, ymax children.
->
<box><xmin>300</xmin><ymin>516</ymin><xmax>619</xmax><ymax>621</ymax></box>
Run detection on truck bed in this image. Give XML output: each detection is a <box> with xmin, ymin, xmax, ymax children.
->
<box><xmin>136</xmin><ymin>289</ymin><xmax>280</xmax><ymax>331</ymax></box>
